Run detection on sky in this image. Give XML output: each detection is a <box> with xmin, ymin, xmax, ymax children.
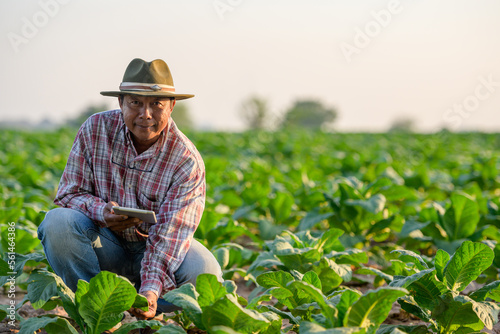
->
<box><xmin>1</xmin><ymin>0</ymin><xmax>500</xmax><ymax>132</ymax></box>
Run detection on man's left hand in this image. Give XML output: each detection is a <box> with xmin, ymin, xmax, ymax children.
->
<box><xmin>129</xmin><ymin>290</ymin><xmax>158</xmax><ymax>320</ymax></box>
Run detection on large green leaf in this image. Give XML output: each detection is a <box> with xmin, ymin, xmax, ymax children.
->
<box><xmin>202</xmin><ymin>294</ymin><xmax>272</xmax><ymax>333</ymax></box>
<box><xmin>163</xmin><ymin>283</ymin><xmax>203</xmax><ymax>329</ymax></box>
<box><xmin>442</xmin><ymin>193</ymin><xmax>480</xmax><ymax>240</ymax></box>
<box><xmin>406</xmin><ymin>271</ymin><xmax>447</xmax><ymax>310</ymax></box>
<box><xmin>432</xmin><ymin>293</ymin><xmax>484</xmax><ymax>333</ymax></box>
<box><xmin>26</xmin><ymin>271</ymin><xmax>60</xmax><ymax>309</ymax></box>
<box><xmin>344</xmin><ymin>287</ymin><xmax>407</xmax><ymax>334</ymax></box>
<box><xmin>19</xmin><ymin>316</ymin><xmax>78</xmax><ymax>334</ymax></box>
<box><xmin>78</xmin><ymin>271</ymin><xmax>138</xmax><ymax>334</ymax></box>
<box><xmin>444</xmin><ymin>241</ymin><xmax>494</xmax><ymax>292</ymax></box>
<box><xmin>196</xmin><ymin>274</ymin><xmax>227</xmax><ymax>308</ymax></box>
<box><xmin>290</xmin><ymin>281</ymin><xmax>338</xmax><ymax>327</ymax></box>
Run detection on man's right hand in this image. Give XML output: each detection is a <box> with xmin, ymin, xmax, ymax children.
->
<box><xmin>103</xmin><ymin>201</ymin><xmax>143</xmax><ymax>232</ymax></box>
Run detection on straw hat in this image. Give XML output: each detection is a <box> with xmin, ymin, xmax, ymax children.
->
<box><xmin>100</xmin><ymin>58</ymin><xmax>194</xmax><ymax>100</ymax></box>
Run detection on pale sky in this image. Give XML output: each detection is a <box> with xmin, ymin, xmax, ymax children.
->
<box><xmin>1</xmin><ymin>0</ymin><xmax>500</xmax><ymax>131</ymax></box>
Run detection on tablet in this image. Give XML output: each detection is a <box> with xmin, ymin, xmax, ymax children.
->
<box><xmin>112</xmin><ymin>206</ymin><xmax>157</xmax><ymax>224</ymax></box>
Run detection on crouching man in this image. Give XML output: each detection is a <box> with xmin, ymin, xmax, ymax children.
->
<box><xmin>38</xmin><ymin>58</ymin><xmax>222</xmax><ymax>319</ymax></box>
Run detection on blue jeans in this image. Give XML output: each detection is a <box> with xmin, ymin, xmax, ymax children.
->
<box><xmin>37</xmin><ymin>208</ymin><xmax>223</xmax><ymax>313</ymax></box>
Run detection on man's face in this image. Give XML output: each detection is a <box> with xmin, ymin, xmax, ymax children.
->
<box><xmin>119</xmin><ymin>94</ymin><xmax>176</xmax><ymax>149</ymax></box>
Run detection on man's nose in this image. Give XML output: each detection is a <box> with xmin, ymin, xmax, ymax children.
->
<box><xmin>139</xmin><ymin>105</ymin><xmax>152</xmax><ymax>118</ymax></box>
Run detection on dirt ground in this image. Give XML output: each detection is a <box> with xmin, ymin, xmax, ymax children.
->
<box><xmin>2</xmin><ymin>277</ymin><xmax>500</xmax><ymax>334</ymax></box>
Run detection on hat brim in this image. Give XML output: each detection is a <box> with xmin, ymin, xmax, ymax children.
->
<box><xmin>100</xmin><ymin>90</ymin><xmax>194</xmax><ymax>100</ymax></box>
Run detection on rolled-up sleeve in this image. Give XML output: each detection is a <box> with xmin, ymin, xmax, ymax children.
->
<box><xmin>54</xmin><ymin>120</ymin><xmax>107</xmax><ymax>227</ymax></box>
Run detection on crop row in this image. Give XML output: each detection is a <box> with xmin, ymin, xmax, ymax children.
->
<box><xmin>1</xmin><ymin>129</ymin><xmax>500</xmax><ymax>333</ymax></box>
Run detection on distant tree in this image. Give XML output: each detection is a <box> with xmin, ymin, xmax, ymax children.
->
<box><xmin>280</xmin><ymin>99</ymin><xmax>337</xmax><ymax>130</ymax></box>
<box><xmin>389</xmin><ymin>117</ymin><xmax>416</xmax><ymax>132</ymax></box>
<box><xmin>67</xmin><ymin>103</ymin><xmax>108</xmax><ymax>128</ymax></box>
<box><xmin>240</xmin><ymin>96</ymin><xmax>269</xmax><ymax>130</ymax></box>
<box><xmin>171</xmin><ymin>102</ymin><xmax>193</xmax><ymax>131</ymax></box>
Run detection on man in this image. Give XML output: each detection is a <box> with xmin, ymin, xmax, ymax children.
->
<box><xmin>38</xmin><ymin>58</ymin><xmax>222</xmax><ymax>320</ymax></box>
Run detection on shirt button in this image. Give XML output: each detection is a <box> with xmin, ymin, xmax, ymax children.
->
<box><xmin>128</xmin><ymin>184</ymin><xmax>132</xmax><ymax>189</ymax></box>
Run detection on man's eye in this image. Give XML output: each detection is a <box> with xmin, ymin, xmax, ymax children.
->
<box><xmin>153</xmin><ymin>102</ymin><xmax>163</xmax><ymax>107</ymax></box>
<box><xmin>130</xmin><ymin>100</ymin><xmax>139</xmax><ymax>105</ymax></box>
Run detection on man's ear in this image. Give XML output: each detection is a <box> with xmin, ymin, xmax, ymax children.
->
<box><xmin>118</xmin><ymin>95</ymin><xmax>124</xmax><ymax>109</ymax></box>
<box><xmin>171</xmin><ymin>99</ymin><xmax>176</xmax><ymax>110</ymax></box>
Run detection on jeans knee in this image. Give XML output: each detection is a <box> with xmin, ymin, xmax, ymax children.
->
<box><xmin>175</xmin><ymin>240</ymin><xmax>223</xmax><ymax>286</ymax></box>
<box><xmin>38</xmin><ymin>208</ymin><xmax>91</xmax><ymax>243</ymax></box>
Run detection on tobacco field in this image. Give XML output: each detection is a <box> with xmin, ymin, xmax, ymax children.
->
<box><xmin>1</xmin><ymin>128</ymin><xmax>500</xmax><ymax>333</ymax></box>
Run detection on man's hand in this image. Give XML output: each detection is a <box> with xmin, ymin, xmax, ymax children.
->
<box><xmin>103</xmin><ymin>201</ymin><xmax>143</xmax><ymax>232</ymax></box>
<box><xmin>129</xmin><ymin>291</ymin><xmax>158</xmax><ymax>320</ymax></box>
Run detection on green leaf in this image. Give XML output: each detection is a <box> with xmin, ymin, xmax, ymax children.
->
<box><xmin>26</xmin><ymin>271</ymin><xmax>60</xmax><ymax>309</ymax></box>
<box><xmin>289</xmin><ymin>281</ymin><xmax>338</xmax><ymax>327</ymax></box>
<box><xmin>133</xmin><ymin>294</ymin><xmax>149</xmax><ymax>311</ymax></box>
<box><xmin>389</xmin><ymin>269</ymin><xmax>435</xmax><ymax>289</ymax></box>
<box><xmin>443</xmin><ymin>193</ymin><xmax>480</xmax><ymax>240</ymax></box>
<box><xmin>444</xmin><ymin>241</ymin><xmax>494</xmax><ymax>292</ymax></box>
<box><xmin>19</xmin><ymin>316</ymin><xmax>79</xmax><ymax>334</ymax></box>
<box><xmin>345</xmin><ymin>194</ymin><xmax>386</xmax><ymax>214</ymax></box>
<box><xmin>469</xmin><ymin>280</ymin><xmax>500</xmax><ymax>302</ymax></box>
<box><xmin>78</xmin><ymin>271</ymin><xmax>138</xmax><ymax>334</ymax></box>
<box><xmin>344</xmin><ymin>287</ymin><xmax>407</xmax><ymax>334</ymax></box>
<box><xmin>113</xmin><ymin>320</ymin><xmax>165</xmax><ymax>334</ymax></box>
<box><xmin>336</xmin><ymin>289</ymin><xmax>362</xmax><ymax>326</ymax></box>
<box><xmin>434</xmin><ymin>249</ymin><xmax>450</xmax><ymax>282</ymax></box>
<box><xmin>470</xmin><ymin>299</ymin><xmax>500</xmax><ymax>330</ymax></box>
<box><xmin>256</xmin><ymin>271</ymin><xmax>294</xmax><ymax>289</ymax></box>
<box><xmin>391</xmin><ymin>249</ymin><xmax>429</xmax><ymax>270</ymax></box>
<box><xmin>202</xmin><ymin>294</ymin><xmax>272</xmax><ymax>333</ymax></box>
<box><xmin>196</xmin><ymin>274</ymin><xmax>227</xmax><ymax>308</ymax></box>
<box><xmin>298</xmin><ymin>208</ymin><xmax>334</xmax><ymax>231</ymax></box>
<box><xmin>0</xmin><ymin>258</ymin><xmax>10</xmax><ymax>275</ymax></box>
<box><xmin>163</xmin><ymin>283</ymin><xmax>203</xmax><ymax>330</ymax></box>
<box><xmin>356</xmin><ymin>267</ymin><xmax>393</xmax><ymax>283</ymax></box>
<box><xmin>269</xmin><ymin>191</ymin><xmax>294</xmax><ymax>223</ymax></box>
<box><xmin>406</xmin><ymin>271</ymin><xmax>448</xmax><ymax>310</ymax></box>
<box><xmin>303</xmin><ymin>271</ymin><xmax>322</xmax><ymax>290</ymax></box>
<box><xmin>432</xmin><ymin>293</ymin><xmax>484</xmax><ymax>333</ymax></box>
<box><xmin>0</xmin><ymin>252</ymin><xmax>46</xmax><ymax>287</ymax></box>
<box><xmin>0</xmin><ymin>304</ymin><xmax>23</xmax><ymax>322</ymax></box>
<box><xmin>397</xmin><ymin>295</ymin><xmax>432</xmax><ymax>323</ymax></box>
<box><xmin>312</xmin><ymin>258</ymin><xmax>349</xmax><ymax>294</ymax></box>
<box><xmin>329</xmin><ymin>249</ymin><xmax>368</xmax><ymax>267</ymax></box>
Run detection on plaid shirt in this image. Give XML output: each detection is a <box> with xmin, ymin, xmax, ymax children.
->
<box><xmin>54</xmin><ymin>109</ymin><xmax>205</xmax><ymax>297</ymax></box>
